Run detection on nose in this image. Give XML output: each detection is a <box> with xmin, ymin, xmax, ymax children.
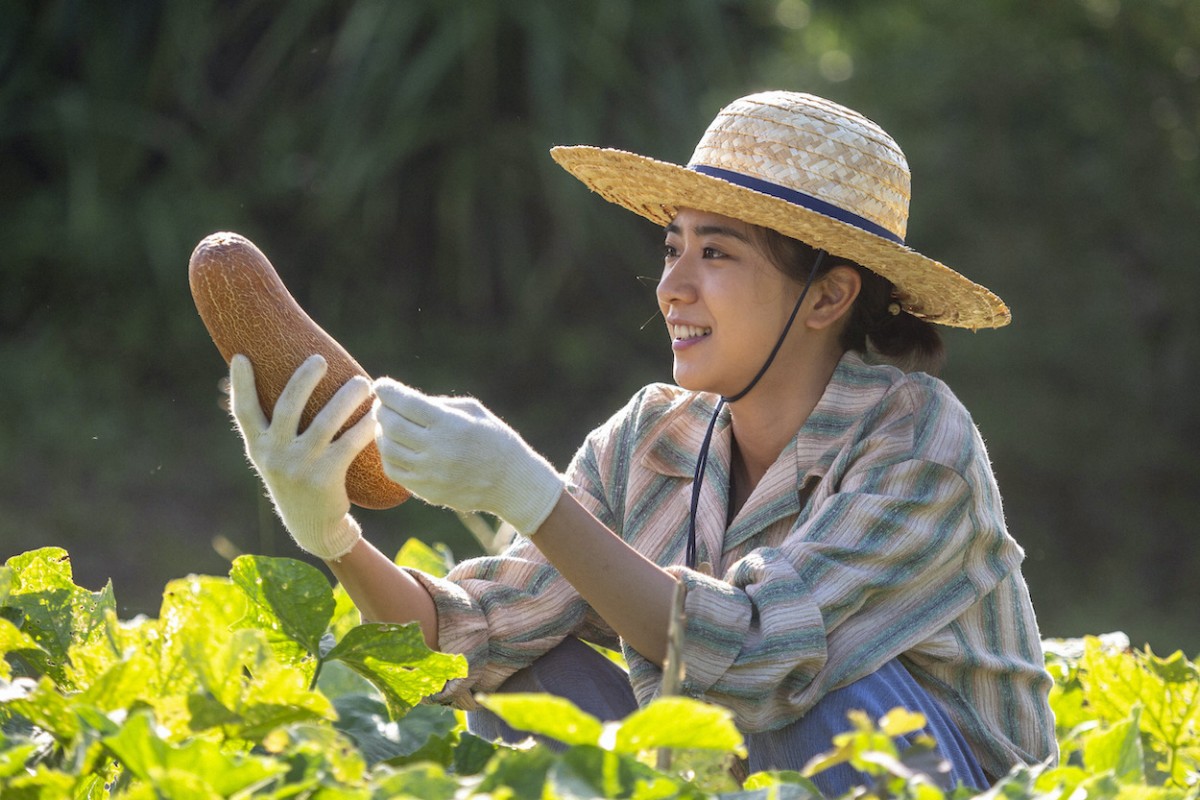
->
<box><xmin>656</xmin><ymin>252</ymin><xmax>697</xmax><ymax>308</ymax></box>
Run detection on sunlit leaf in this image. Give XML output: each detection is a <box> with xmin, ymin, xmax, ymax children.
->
<box><xmin>1083</xmin><ymin>707</ymin><xmax>1145</xmax><ymax>784</ymax></box>
<box><xmin>476</xmin><ymin>692</ymin><xmax>604</xmax><ymax>747</ymax></box>
<box><xmin>611</xmin><ymin>696</ymin><xmax>744</xmax><ymax>755</ymax></box>
<box><xmin>1</xmin><ymin>548</ymin><xmax>116</xmax><ymax>687</ymax></box>
<box><xmin>103</xmin><ymin>712</ymin><xmax>286</xmax><ymax>796</ymax></box>
<box><xmin>323</xmin><ymin>622</ymin><xmax>467</xmax><ymax>717</ymax></box>
<box><xmin>394</xmin><ymin>538</ymin><xmax>454</xmax><ymax>578</ymax></box>
<box><xmin>230</xmin><ymin>555</ymin><xmax>334</xmax><ymax>662</ymax></box>
<box><xmin>879</xmin><ymin>707</ymin><xmax>927</xmax><ymax>737</ymax></box>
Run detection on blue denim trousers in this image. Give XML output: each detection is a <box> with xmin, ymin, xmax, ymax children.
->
<box><xmin>466</xmin><ymin>637</ymin><xmax>989</xmax><ymax>796</ymax></box>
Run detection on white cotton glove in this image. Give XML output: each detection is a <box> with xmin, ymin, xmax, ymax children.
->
<box><xmin>373</xmin><ymin>378</ymin><xmax>564</xmax><ymax>536</ymax></box>
<box><xmin>229</xmin><ymin>353</ymin><xmax>376</xmax><ymax>560</ymax></box>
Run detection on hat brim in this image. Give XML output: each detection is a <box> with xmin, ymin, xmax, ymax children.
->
<box><xmin>550</xmin><ymin>145</ymin><xmax>1010</xmax><ymax>330</ymax></box>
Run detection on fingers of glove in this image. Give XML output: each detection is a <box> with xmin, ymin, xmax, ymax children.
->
<box><xmin>271</xmin><ymin>354</ymin><xmax>329</xmax><ymax>436</ymax></box>
<box><xmin>326</xmin><ymin>404</ymin><xmax>377</xmax><ymax>473</ymax></box>
<box><xmin>374</xmin><ymin>430</ymin><xmax>425</xmax><ymax>483</ymax></box>
<box><xmin>374</xmin><ymin>402</ymin><xmax>436</xmax><ymax>453</ymax></box>
<box><xmin>304</xmin><ymin>374</ymin><xmax>372</xmax><ymax>445</ymax></box>
<box><xmin>229</xmin><ymin>355</ymin><xmax>269</xmax><ymax>435</ymax></box>
<box><xmin>372</xmin><ymin>377</ymin><xmax>440</xmax><ymax>427</ymax></box>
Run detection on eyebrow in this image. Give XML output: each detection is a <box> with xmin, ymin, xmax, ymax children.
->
<box><xmin>664</xmin><ymin>221</ymin><xmax>752</xmax><ymax>243</ymax></box>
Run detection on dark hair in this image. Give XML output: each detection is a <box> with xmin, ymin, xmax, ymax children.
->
<box><xmin>751</xmin><ymin>226</ymin><xmax>945</xmax><ymax>374</ymax></box>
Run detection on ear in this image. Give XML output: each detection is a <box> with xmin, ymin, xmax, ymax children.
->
<box><xmin>805</xmin><ymin>265</ymin><xmax>861</xmax><ymax>331</ymax></box>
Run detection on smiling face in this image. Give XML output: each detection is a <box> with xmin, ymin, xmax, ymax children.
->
<box><xmin>656</xmin><ymin>209</ymin><xmax>810</xmax><ymax>397</ymax></box>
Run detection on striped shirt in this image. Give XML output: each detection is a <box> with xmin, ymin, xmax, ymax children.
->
<box><xmin>410</xmin><ymin>352</ymin><xmax>1056</xmax><ymax>778</ymax></box>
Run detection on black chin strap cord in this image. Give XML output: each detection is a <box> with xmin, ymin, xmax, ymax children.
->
<box><xmin>684</xmin><ymin>249</ymin><xmax>827</xmax><ymax>570</ymax></box>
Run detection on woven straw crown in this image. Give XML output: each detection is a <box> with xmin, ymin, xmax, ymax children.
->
<box><xmin>550</xmin><ymin>91</ymin><xmax>1010</xmax><ymax>329</ymax></box>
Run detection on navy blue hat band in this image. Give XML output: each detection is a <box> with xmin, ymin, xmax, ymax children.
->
<box><xmin>689</xmin><ymin>164</ymin><xmax>905</xmax><ymax>246</ymax></box>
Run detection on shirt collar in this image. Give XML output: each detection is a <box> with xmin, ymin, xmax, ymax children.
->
<box><xmin>642</xmin><ymin>351</ymin><xmax>898</xmax><ymax>484</ymax></box>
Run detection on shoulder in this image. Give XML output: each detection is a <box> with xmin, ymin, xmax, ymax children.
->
<box><xmin>839</xmin><ymin>357</ymin><xmax>984</xmax><ymax>476</ymax></box>
<box><xmin>585</xmin><ymin>382</ymin><xmax>712</xmax><ymax>447</ymax></box>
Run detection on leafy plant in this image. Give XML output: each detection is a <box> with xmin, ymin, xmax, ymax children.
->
<box><xmin>3</xmin><ymin>545</ymin><xmax>1199</xmax><ymax>798</ymax></box>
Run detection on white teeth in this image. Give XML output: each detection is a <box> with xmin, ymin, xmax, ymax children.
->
<box><xmin>672</xmin><ymin>325</ymin><xmax>712</xmax><ymax>340</ymax></box>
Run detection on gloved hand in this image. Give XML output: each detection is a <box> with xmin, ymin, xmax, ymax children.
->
<box><xmin>373</xmin><ymin>379</ymin><xmax>564</xmax><ymax>536</ymax></box>
<box><xmin>229</xmin><ymin>353</ymin><xmax>376</xmax><ymax>560</ymax></box>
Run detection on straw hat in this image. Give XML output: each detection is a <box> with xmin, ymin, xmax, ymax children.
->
<box><xmin>550</xmin><ymin>91</ymin><xmax>1009</xmax><ymax>329</ymax></box>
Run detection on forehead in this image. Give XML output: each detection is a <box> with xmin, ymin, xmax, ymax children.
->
<box><xmin>666</xmin><ymin>208</ymin><xmax>757</xmax><ymax>240</ymax></box>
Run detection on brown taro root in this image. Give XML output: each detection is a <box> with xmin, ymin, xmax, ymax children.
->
<box><xmin>189</xmin><ymin>232</ymin><xmax>409</xmax><ymax>510</ymax></box>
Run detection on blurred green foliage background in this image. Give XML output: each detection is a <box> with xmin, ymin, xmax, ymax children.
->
<box><xmin>2</xmin><ymin>0</ymin><xmax>1197</xmax><ymax>651</ymax></box>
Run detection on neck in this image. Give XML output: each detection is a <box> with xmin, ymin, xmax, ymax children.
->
<box><xmin>727</xmin><ymin>344</ymin><xmax>843</xmax><ymax>493</ymax></box>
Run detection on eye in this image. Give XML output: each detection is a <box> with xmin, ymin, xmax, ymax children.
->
<box><xmin>702</xmin><ymin>246</ymin><xmax>725</xmax><ymax>259</ymax></box>
<box><xmin>663</xmin><ymin>243</ymin><xmax>679</xmax><ymax>259</ymax></box>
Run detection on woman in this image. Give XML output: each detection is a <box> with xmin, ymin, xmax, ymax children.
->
<box><xmin>230</xmin><ymin>91</ymin><xmax>1056</xmax><ymax>793</ymax></box>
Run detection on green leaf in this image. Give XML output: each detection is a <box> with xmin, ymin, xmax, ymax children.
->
<box><xmin>394</xmin><ymin>539</ymin><xmax>454</xmax><ymax>578</ymax></box>
<box><xmin>371</xmin><ymin>762</ymin><xmax>459</xmax><ymax>800</ymax></box>
<box><xmin>452</xmin><ymin>731</ymin><xmax>498</xmax><ymax>776</ymax></box>
<box><xmin>103</xmin><ymin>712</ymin><xmax>286</xmax><ymax>796</ymax></box>
<box><xmin>611</xmin><ymin>696</ymin><xmax>745</xmax><ymax>755</ymax></box>
<box><xmin>476</xmin><ymin>692</ymin><xmax>604</xmax><ymax>747</ymax></box>
<box><xmin>1083</xmin><ymin>707</ymin><xmax>1145</xmax><ymax>784</ymax></box>
<box><xmin>184</xmin><ymin>628</ymin><xmax>334</xmax><ymax>738</ymax></box>
<box><xmin>474</xmin><ymin>746</ymin><xmax>557</xmax><ymax>799</ymax></box>
<box><xmin>1146</xmin><ymin>650</ymin><xmax>1198</xmax><ymax>684</ymax></box>
<box><xmin>549</xmin><ymin>744</ymin><xmax>684</xmax><ymax>800</ymax></box>
<box><xmin>261</xmin><ymin>722</ymin><xmax>367</xmax><ymax>787</ymax></box>
<box><xmin>230</xmin><ymin>555</ymin><xmax>335</xmax><ymax>661</ymax></box>
<box><xmin>332</xmin><ymin>694</ymin><xmax>459</xmax><ymax>766</ymax></box>
<box><xmin>742</xmin><ymin>770</ymin><xmax>823</xmax><ymax>798</ymax></box>
<box><xmin>0</xmin><ymin>740</ymin><xmax>40</xmax><ymax>779</ymax></box>
<box><xmin>156</xmin><ymin>575</ymin><xmax>247</xmax><ymax>700</ymax></box>
<box><xmin>323</xmin><ymin>622</ymin><xmax>467</xmax><ymax>718</ymax></box>
<box><xmin>4</xmin><ymin>675</ymin><xmax>81</xmax><ymax>745</ymax></box>
<box><xmin>0</xmin><ymin>617</ymin><xmax>45</xmax><ymax>681</ymax></box>
<box><xmin>1</xmin><ymin>548</ymin><xmax>116</xmax><ymax>687</ymax></box>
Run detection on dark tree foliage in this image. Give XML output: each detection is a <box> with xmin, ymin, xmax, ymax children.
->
<box><xmin>1</xmin><ymin>0</ymin><xmax>1197</xmax><ymax>650</ymax></box>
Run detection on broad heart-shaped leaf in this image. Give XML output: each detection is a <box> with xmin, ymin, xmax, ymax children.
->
<box><xmin>475</xmin><ymin>692</ymin><xmax>605</xmax><ymax>747</ymax></box>
<box><xmin>323</xmin><ymin>622</ymin><xmax>467</xmax><ymax>718</ymax></box>
<box><xmin>333</xmin><ymin>694</ymin><xmax>459</xmax><ymax>766</ymax></box>
<box><xmin>611</xmin><ymin>696</ymin><xmax>745</xmax><ymax>756</ymax></box>
<box><xmin>103</xmin><ymin>711</ymin><xmax>286</xmax><ymax>796</ymax></box>
<box><xmin>230</xmin><ymin>555</ymin><xmax>334</xmax><ymax>663</ymax></box>
<box><xmin>2</xmin><ymin>548</ymin><xmax>116</xmax><ymax>687</ymax></box>
<box><xmin>1083</xmin><ymin>706</ymin><xmax>1145</xmax><ymax>784</ymax></box>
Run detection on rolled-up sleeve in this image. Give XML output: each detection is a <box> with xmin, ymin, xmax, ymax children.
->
<box><xmin>411</xmin><ymin>393</ymin><xmax>641</xmax><ymax>707</ymax></box>
<box><xmin>627</xmin><ymin>453</ymin><xmax>1019</xmax><ymax>731</ymax></box>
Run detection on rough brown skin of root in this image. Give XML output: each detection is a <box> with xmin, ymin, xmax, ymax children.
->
<box><xmin>189</xmin><ymin>232</ymin><xmax>410</xmax><ymax>510</ymax></box>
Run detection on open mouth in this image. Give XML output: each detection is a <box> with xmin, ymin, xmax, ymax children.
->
<box><xmin>672</xmin><ymin>324</ymin><xmax>712</xmax><ymax>341</ymax></box>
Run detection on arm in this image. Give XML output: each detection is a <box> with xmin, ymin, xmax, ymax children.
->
<box><xmin>372</xmin><ymin>379</ymin><xmax>678</xmax><ymax>666</ymax></box>
<box><xmin>326</xmin><ymin>538</ymin><xmax>440</xmax><ymax>650</ymax></box>
<box><xmin>525</xmin><ymin>491</ymin><xmax>676</xmax><ymax>666</ymax></box>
